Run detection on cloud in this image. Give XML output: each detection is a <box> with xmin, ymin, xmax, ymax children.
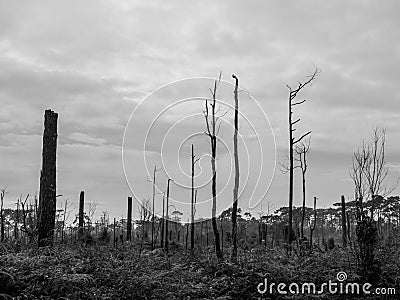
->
<box><xmin>1</xmin><ymin>1</ymin><xmax>399</xmax><ymax>219</ymax></box>
<box><xmin>67</xmin><ymin>132</ymin><xmax>106</xmax><ymax>146</ymax></box>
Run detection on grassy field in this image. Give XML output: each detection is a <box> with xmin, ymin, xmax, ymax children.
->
<box><xmin>1</xmin><ymin>240</ymin><xmax>399</xmax><ymax>300</ymax></box>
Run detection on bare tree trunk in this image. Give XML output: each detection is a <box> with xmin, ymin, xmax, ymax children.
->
<box><xmin>62</xmin><ymin>199</ymin><xmax>67</xmax><ymax>243</ymax></box>
<box><xmin>309</xmin><ymin>196</ymin><xmax>317</xmax><ymax>251</ymax></box>
<box><xmin>38</xmin><ymin>109</ymin><xmax>58</xmax><ymax>247</ymax></box>
<box><xmin>151</xmin><ymin>166</ymin><xmax>155</xmax><ymax>249</ymax></box>
<box><xmin>206</xmin><ymin>220</ymin><xmax>209</xmax><ymax>247</ymax></box>
<box><xmin>288</xmin><ymin>106</ymin><xmax>294</xmax><ymax>251</ymax></box>
<box><xmin>165</xmin><ymin>179</ymin><xmax>172</xmax><ymax>253</ymax></box>
<box><xmin>347</xmin><ymin>212</ymin><xmax>351</xmax><ymax>242</ymax></box>
<box><xmin>264</xmin><ymin>222</ymin><xmax>268</xmax><ymax>248</ymax></box>
<box><xmin>15</xmin><ymin>198</ymin><xmax>20</xmax><ymax>240</ymax></box>
<box><xmin>78</xmin><ymin>191</ymin><xmax>85</xmax><ymax>239</ymax></box>
<box><xmin>231</xmin><ymin>74</ymin><xmax>240</xmax><ymax>262</ymax></box>
<box><xmin>286</xmin><ymin>69</ymin><xmax>317</xmax><ymax>252</ymax></box>
<box><xmin>185</xmin><ymin>223</ymin><xmax>189</xmax><ymax>250</ymax></box>
<box><xmin>300</xmin><ymin>171</ymin><xmax>306</xmax><ymax>239</ymax></box>
<box><xmin>191</xmin><ymin>145</ymin><xmax>196</xmax><ymax>251</ymax></box>
<box><xmin>341</xmin><ymin>195</ymin><xmax>347</xmax><ymax>247</ymax></box>
<box><xmin>0</xmin><ymin>189</ymin><xmax>5</xmax><ymax>242</ymax></box>
<box><xmin>160</xmin><ymin>193</ymin><xmax>164</xmax><ymax>249</ymax></box>
<box><xmin>113</xmin><ymin>217</ymin><xmax>116</xmax><ymax>248</ymax></box>
<box><xmin>151</xmin><ymin>165</ymin><xmax>160</xmax><ymax>250</ymax></box>
<box><xmin>204</xmin><ymin>75</ymin><xmax>223</xmax><ymax>259</ymax></box>
<box><xmin>220</xmin><ymin>218</ymin><xmax>224</xmax><ymax>251</ymax></box>
<box><xmin>127</xmin><ymin>197</ymin><xmax>132</xmax><ymax>242</ymax></box>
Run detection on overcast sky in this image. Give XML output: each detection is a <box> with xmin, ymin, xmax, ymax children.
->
<box><xmin>0</xmin><ymin>1</ymin><xmax>399</xmax><ymax>222</ymax></box>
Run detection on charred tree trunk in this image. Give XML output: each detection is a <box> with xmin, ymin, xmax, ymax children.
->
<box><xmin>127</xmin><ymin>196</ymin><xmax>132</xmax><ymax>242</ymax></box>
<box><xmin>341</xmin><ymin>195</ymin><xmax>347</xmax><ymax>247</ymax></box>
<box><xmin>38</xmin><ymin>109</ymin><xmax>58</xmax><ymax>247</ymax></box>
<box><xmin>165</xmin><ymin>179</ymin><xmax>172</xmax><ymax>253</ymax></box>
<box><xmin>300</xmin><ymin>169</ymin><xmax>306</xmax><ymax>239</ymax></box>
<box><xmin>309</xmin><ymin>196</ymin><xmax>317</xmax><ymax>251</ymax></box>
<box><xmin>288</xmin><ymin>105</ymin><xmax>295</xmax><ymax>250</ymax></box>
<box><xmin>0</xmin><ymin>189</ymin><xmax>5</xmax><ymax>242</ymax></box>
<box><xmin>185</xmin><ymin>223</ymin><xmax>189</xmax><ymax>250</ymax></box>
<box><xmin>61</xmin><ymin>199</ymin><xmax>68</xmax><ymax>243</ymax></box>
<box><xmin>160</xmin><ymin>193</ymin><xmax>165</xmax><ymax>249</ymax></box>
<box><xmin>231</xmin><ymin>74</ymin><xmax>240</xmax><ymax>262</ymax></box>
<box><xmin>15</xmin><ymin>199</ymin><xmax>20</xmax><ymax>240</ymax></box>
<box><xmin>220</xmin><ymin>218</ymin><xmax>224</xmax><ymax>250</ymax></box>
<box><xmin>206</xmin><ymin>220</ymin><xmax>209</xmax><ymax>247</ymax></box>
<box><xmin>151</xmin><ymin>165</ymin><xmax>159</xmax><ymax>250</ymax></box>
<box><xmin>78</xmin><ymin>191</ymin><xmax>85</xmax><ymax>239</ymax></box>
<box><xmin>191</xmin><ymin>145</ymin><xmax>196</xmax><ymax>251</ymax></box>
<box><xmin>113</xmin><ymin>217</ymin><xmax>116</xmax><ymax>248</ymax></box>
<box><xmin>347</xmin><ymin>212</ymin><xmax>351</xmax><ymax>242</ymax></box>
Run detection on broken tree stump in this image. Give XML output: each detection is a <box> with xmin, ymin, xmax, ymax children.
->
<box><xmin>38</xmin><ymin>109</ymin><xmax>58</xmax><ymax>247</ymax></box>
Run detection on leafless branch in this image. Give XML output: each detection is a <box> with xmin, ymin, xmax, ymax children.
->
<box><xmin>291</xmin><ymin>99</ymin><xmax>306</xmax><ymax>106</ymax></box>
<box><xmin>293</xmin><ymin>131</ymin><xmax>312</xmax><ymax>145</ymax></box>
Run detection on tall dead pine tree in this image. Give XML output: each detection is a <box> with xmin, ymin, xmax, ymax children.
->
<box><xmin>160</xmin><ymin>192</ymin><xmax>165</xmax><ymax>249</ymax></box>
<box><xmin>191</xmin><ymin>145</ymin><xmax>199</xmax><ymax>251</ymax></box>
<box><xmin>204</xmin><ymin>74</ymin><xmax>223</xmax><ymax>259</ymax></box>
<box><xmin>165</xmin><ymin>178</ymin><xmax>172</xmax><ymax>253</ymax></box>
<box><xmin>38</xmin><ymin>109</ymin><xmax>58</xmax><ymax>247</ymax></box>
<box><xmin>286</xmin><ymin>68</ymin><xmax>318</xmax><ymax>249</ymax></box>
<box><xmin>231</xmin><ymin>74</ymin><xmax>240</xmax><ymax>262</ymax></box>
<box><xmin>127</xmin><ymin>196</ymin><xmax>132</xmax><ymax>242</ymax></box>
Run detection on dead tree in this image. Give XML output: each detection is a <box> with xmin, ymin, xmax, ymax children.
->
<box><xmin>38</xmin><ymin>109</ymin><xmax>58</xmax><ymax>247</ymax></box>
<box><xmin>165</xmin><ymin>178</ymin><xmax>172</xmax><ymax>253</ymax></box>
<box><xmin>286</xmin><ymin>68</ymin><xmax>318</xmax><ymax>249</ymax></box>
<box><xmin>160</xmin><ymin>192</ymin><xmax>165</xmax><ymax>249</ymax></box>
<box><xmin>341</xmin><ymin>195</ymin><xmax>347</xmax><ymax>247</ymax></box>
<box><xmin>231</xmin><ymin>74</ymin><xmax>240</xmax><ymax>262</ymax></box>
<box><xmin>113</xmin><ymin>217</ymin><xmax>116</xmax><ymax>248</ymax></box>
<box><xmin>185</xmin><ymin>221</ymin><xmax>189</xmax><ymax>250</ymax></box>
<box><xmin>0</xmin><ymin>188</ymin><xmax>6</xmax><ymax>242</ymax></box>
<box><xmin>127</xmin><ymin>196</ymin><xmax>132</xmax><ymax>242</ymax></box>
<box><xmin>350</xmin><ymin>127</ymin><xmax>397</xmax><ymax>220</ymax></box>
<box><xmin>15</xmin><ymin>197</ymin><xmax>20</xmax><ymax>240</ymax></box>
<box><xmin>295</xmin><ymin>138</ymin><xmax>311</xmax><ymax>240</ymax></box>
<box><xmin>350</xmin><ymin>142</ymin><xmax>368</xmax><ymax>220</ymax></box>
<box><xmin>350</xmin><ymin>143</ymin><xmax>369</xmax><ymax>220</ymax></box>
<box><xmin>138</xmin><ymin>199</ymin><xmax>151</xmax><ymax>253</ymax></box>
<box><xmin>191</xmin><ymin>145</ymin><xmax>200</xmax><ymax>251</ymax></box>
<box><xmin>204</xmin><ymin>73</ymin><xmax>223</xmax><ymax>259</ymax></box>
<box><xmin>21</xmin><ymin>194</ymin><xmax>36</xmax><ymax>242</ymax></box>
<box><xmin>309</xmin><ymin>196</ymin><xmax>317</xmax><ymax>251</ymax></box>
<box><xmin>61</xmin><ymin>198</ymin><xmax>70</xmax><ymax>243</ymax></box>
<box><xmin>150</xmin><ymin>165</ymin><xmax>161</xmax><ymax>249</ymax></box>
<box><xmin>78</xmin><ymin>191</ymin><xmax>85</xmax><ymax>239</ymax></box>
<box><xmin>346</xmin><ymin>212</ymin><xmax>351</xmax><ymax>243</ymax></box>
<box><xmin>364</xmin><ymin>128</ymin><xmax>394</xmax><ymax>218</ymax></box>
